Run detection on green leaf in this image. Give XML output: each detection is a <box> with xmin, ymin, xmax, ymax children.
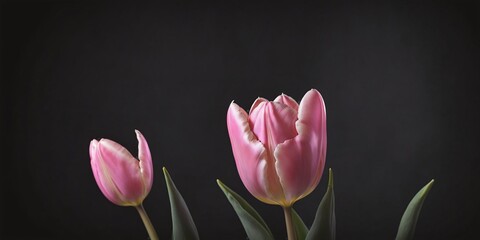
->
<box><xmin>163</xmin><ymin>167</ymin><xmax>200</xmax><ymax>240</ymax></box>
<box><xmin>292</xmin><ymin>208</ymin><xmax>309</xmax><ymax>240</ymax></box>
<box><xmin>217</xmin><ymin>179</ymin><xmax>274</xmax><ymax>240</ymax></box>
<box><xmin>306</xmin><ymin>168</ymin><xmax>335</xmax><ymax>240</ymax></box>
<box><xmin>395</xmin><ymin>179</ymin><xmax>435</xmax><ymax>240</ymax></box>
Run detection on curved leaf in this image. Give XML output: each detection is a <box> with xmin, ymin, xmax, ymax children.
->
<box><xmin>163</xmin><ymin>167</ymin><xmax>200</xmax><ymax>240</ymax></box>
<box><xmin>292</xmin><ymin>208</ymin><xmax>309</xmax><ymax>240</ymax></box>
<box><xmin>395</xmin><ymin>179</ymin><xmax>435</xmax><ymax>240</ymax></box>
<box><xmin>217</xmin><ymin>179</ymin><xmax>274</xmax><ymax>240</ymax></box>
<box><xmin>306</xmin><ymin>168</ymin><xmax>335</xmax><ymax>240</ymax></box>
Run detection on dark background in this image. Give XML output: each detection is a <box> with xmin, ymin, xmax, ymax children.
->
<box><xmin>1</xmin><ymin>0</ymin><xmax>479</xmax><ymax>239</ymax></box>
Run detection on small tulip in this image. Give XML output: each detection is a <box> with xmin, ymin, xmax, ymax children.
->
<box><xmin>90</xmin><ymin>130</ymin><xmax>153</xmax><ymax>206</ymax></box>
<box><xmin>227</xmin><ymin>89</ymin><xmax>327</xmax><ymax>207</ymax></box>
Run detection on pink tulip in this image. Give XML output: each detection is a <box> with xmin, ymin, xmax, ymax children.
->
<box><xmin>227</xmin><ymin>89</ymin><xmax>327</xmax><ymax>207</ymax></box>
<box><xmin>90</xmin><ymin>130</ymin><xmax>153</xmax><ymax>206</ymax></box>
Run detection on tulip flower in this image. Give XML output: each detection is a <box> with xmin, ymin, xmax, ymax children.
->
<box><xmin>227</xmin><ymin>89</ymin><xmax>326</xmax><ymax>240</ymax></box>
<box><xmin>90</xmin><ymin>130</ymin><xmax>158</xmax><ymax>240</ymax></box>
<box><xmin>227</xmin><ymin>89</ymin><xmax>327</xmax><ymax>207</ymax></box>
<box><xmin>90</xmin><ymin>130</ymin><xmax>153</xmax><ymax>206</ymax></box>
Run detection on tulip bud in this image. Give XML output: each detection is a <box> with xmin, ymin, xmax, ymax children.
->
<box><xmin>227</xmin><ymin>89</ymin><xmax>327</xmax><ymax>207</ymax></box>
<box><xmin>90</xmin><ymin>130</ymin><xmax>153</xmax><ymax>206</ymax></box>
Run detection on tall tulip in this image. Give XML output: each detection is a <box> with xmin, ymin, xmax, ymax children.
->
<box><xmin>89</xmin><ymin>130</ymin><xmax>158</xmax><ymax>240</ymax></box>
<box><xmin>227</xmin><ymin>89</ymin><xmax>327</xmax><ymax>240</ymax></box>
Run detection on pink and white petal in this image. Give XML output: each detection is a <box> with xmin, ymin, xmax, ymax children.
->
<box><xmin>135</xmin><ymin>130</ymin><xmax>153</xmax><ymax>193</ymax></box>
<box><xmin>91</xmin><ymin>154</ymin><xmax>124</xmax><ymax>205</ymax></box>
<box><xmin>255</xmin><ymin>158</ymin><xmax>286</xmax><ymax>205</ymax></box>
<box><xmin>90</xmin><ymin>139</ymin><xmax>118</xmax><ymax>204</ymax></box>
<box><xmin>227</xmin><ymin>102</ymin><xmax>282</xmax><ymax>204</ymax></box>
<box><xmin>90</xmin><ymin>139</ymin><xmax>99</xmax><ymax>159</ymax></box>
<box><xmin>98</xmin><ymin>139</ymin><xmax>145</xmax><ymax>203</ymax></box>
<box><xmin>274</xmin><ymin>89</ymin><xmax>327</xmax><ymax>205</ymax></box>
<box><xmin>274</xmin><ymin>93</ymin><xmax>299</xmax><ymax>111</ymax></box>
<box><xmin>297</xmin><ymin>89</ymin><xmax>327</xmax><ymax>186</ymax></box>
<box><xmin>274</xmin><ymin>130</ymin><xmax>325</xmax><ymax>205</ymax></box>
<box><xmin>249</xmin><ymin>102</ymin><xmax>298</xmax><ymax>148</ymax></box>
<box><xmin>249</xmin><ymin>97</ymin><xmax>269</xmax><ymax>115</ymax></box>
<box><xmin>297</xmin><ymin>89</ymin><xmax>326</xmax><ymax>136</ymax></box>
<box><xmin>248</xmin><ymin>99</ymin><xmax>267</xmax><ymax>129</ymax></box>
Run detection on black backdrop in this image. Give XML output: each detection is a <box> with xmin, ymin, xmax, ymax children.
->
<box><xmin>1</xmin><ymin>1</ymin><xmax>479</xmax><ymax>239</ymax></box>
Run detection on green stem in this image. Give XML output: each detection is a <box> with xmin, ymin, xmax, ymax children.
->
<box><xmin>135</xmin><ymin>204</ymin><xmax>159</xmax><ymax>240</ymax></box>
<box><xmin>283</xmin><ymin>206</ymin><xmax>297</xmax><ymax>240</ymax></box>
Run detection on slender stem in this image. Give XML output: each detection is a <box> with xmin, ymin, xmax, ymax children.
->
<box><xmin>283</xmin><ymin>206</ymin><xmax>297</xmax><ymax>240</ymax></box>
<box><xmin>135</xmin><ymin>204</ymin><xmax>159</xmax><ymax>240</ymax></box>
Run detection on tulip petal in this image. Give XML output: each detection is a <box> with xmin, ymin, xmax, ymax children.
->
<box><xmin>249</xmin><ymin>101</ymin><xmax>298</xmax><ymax>150</ymax></box>
<box><xmin>227</xmin><ymin>102</ymin><xmax>285</xmax><ymax>204</ymax></box>
<box><xmin>297</xmin><ymin>89</ymin><xmax>327</xmax><ymax>137</ymax></box>
<box><xmin>249</xmin><ymin>97</ymin><xmax>269</xmax><ymax>115</ymax></box>
<box><xmin>274</xmin><ymin>89</ymin><xmax>327</xmax><ymax>204</ymax></box>
<box><xmin>136</xmin><ymin>130</ymin><xmax>153</xmax><ymax>195</ymax></box>
<box><xmin>98</xmin><ymin>139</ymin><xmax>145</xmax><ymax>204</ymax></box>
<box><xmin>89</xmin><ymin>139</ymin><xmax>98</xmax><ymax>160</ymax></box>
<box><xmin>90</xmin><ymin>140</ymin><xmax>124</xmax><ymax>205</ymax></box>
<box><xmin>274</xmin><ymin>93</ymin><xmax>299</xmax><ymax>111</ymax></box>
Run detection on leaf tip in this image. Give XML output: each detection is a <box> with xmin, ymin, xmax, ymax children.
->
<box><xmin>216</xmin><ymin>179</ymin><xmax>229</xmax><ymax>194</ymax></box>
<box><xmin>328</xmin><ymin>168</ymin><xmax>334</xmax><ymax>187</ymax></box>
<box><xmin>423</xmin><ymin>179</ymin><xmax>435</xmax><ymax>194</ymax></box>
